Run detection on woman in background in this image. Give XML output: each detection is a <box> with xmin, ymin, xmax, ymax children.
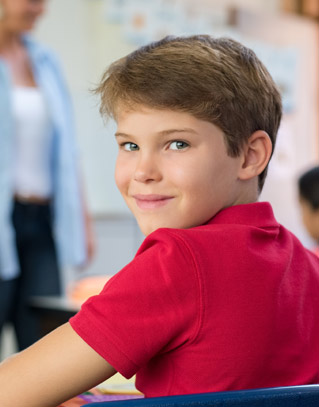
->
<box><xmin>0</xmin><ymin>0</ymin><xmax>94</xmax><ymax>351</ymax></box>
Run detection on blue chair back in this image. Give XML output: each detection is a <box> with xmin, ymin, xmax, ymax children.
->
<box><xmin>84</xmin><ymin>385</ymin><xmax>319</xmax><ymax>407</ymax></box>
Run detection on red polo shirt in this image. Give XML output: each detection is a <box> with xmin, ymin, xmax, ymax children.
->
<box><xmin>70</xmin><ymin>202</ymin><xmax>319</xmax><ymax>397</ymax></box>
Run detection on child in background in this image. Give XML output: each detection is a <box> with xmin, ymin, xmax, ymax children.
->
<box><xmin>1</xmin><ymin>35</ymin><xmax>319</xmax><ymax>407</ymax></box>
<box><xmin>298</xmin><ymin>166</ymin><xmax>319</xmax><ymax>256</ymax></box>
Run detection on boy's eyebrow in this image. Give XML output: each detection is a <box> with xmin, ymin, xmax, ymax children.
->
<box><xmin>115</xmin><ymin>128</ymin><xmax>198</xmax><ymax>138</ymax></box>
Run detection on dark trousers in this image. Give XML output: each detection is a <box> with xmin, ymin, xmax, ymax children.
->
<box><xmin>0</xmin><ymin>200</ymin><xmax>61</xmax><ymax>352</ymax></box>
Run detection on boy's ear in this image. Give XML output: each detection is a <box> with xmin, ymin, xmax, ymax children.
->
<box><xmin>238</xmin><ymin>130</ymin><xmax>272</xmax><ymax>181</ymax></box>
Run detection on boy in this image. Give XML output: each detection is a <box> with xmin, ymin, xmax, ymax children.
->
<box><xmin>298</xmin><ymin>166</ymin><xmax>319</xmax><ymax>255</ymax></box>
<box><xmin>1</xmin><ymin>35</ymin><xmax>319</xmax><ymax>407</ymax></box>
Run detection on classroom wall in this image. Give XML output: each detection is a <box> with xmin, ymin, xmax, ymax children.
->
<box><xmin>35</xmin><ymin>0</ymin><xmax>133</xmax><ymax>216</ymax></box>
<box><xmin>34</xmin><ymin>0</ymin><xmax>318</xmax><ymax>251</ymax></box>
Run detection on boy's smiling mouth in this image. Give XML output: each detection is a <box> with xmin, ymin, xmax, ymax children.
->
<box><xmin>133</xmin><ymin>194</ymin><xmax>174</xmax><ymax>210</ymax></box>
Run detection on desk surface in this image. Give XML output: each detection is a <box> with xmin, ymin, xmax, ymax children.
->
<box><xmin>59</xmin><ymin>375</ymin><xmax>142</xmax><ymax>406</ymax></box>
<box><xmin>29</xmin><ymin>296</ymin><xmax>81</xmax><ymax>337</ymax></box>
<box><xmin>29</xmin><ymin>296</ymin><xmax>81</xmax><ymax>313</ymax></box>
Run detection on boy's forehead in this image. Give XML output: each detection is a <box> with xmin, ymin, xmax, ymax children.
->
<box><xmin>115</xmin><ymin>104</ymin><xmax>219</xmax><ymax>132</ymax></box>
<box><xmin>116</xmin><ymin>107</ymin><xmax>200</xmax><ymax>136</ymax></box>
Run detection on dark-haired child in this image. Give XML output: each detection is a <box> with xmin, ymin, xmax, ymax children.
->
<box><xmin>298</xmin><ymin>166</ymin><xmax>319</xmax><ymax>255</ymax></box>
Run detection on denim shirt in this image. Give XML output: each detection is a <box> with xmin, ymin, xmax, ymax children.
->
<box><xmin>0</xmin><ymin>36</ymin><xmax>86</xmax><ymax>280</ymax></box>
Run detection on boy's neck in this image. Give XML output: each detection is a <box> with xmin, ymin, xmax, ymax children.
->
<box><xmin>231</xmin><ymin>179</ymin><xmax>259</xmax><ymax>208</ymax></box>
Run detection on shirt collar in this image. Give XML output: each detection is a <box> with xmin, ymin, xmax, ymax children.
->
<box><xmin>207</xmin><ymin>202</ymin><xmax>278</xmax><ymax>229</ymax></box>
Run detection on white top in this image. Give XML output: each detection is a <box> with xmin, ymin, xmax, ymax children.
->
<box><xmin>12</xmin><ymin>86</ymin><xmax>53</xmax><ymax>199</ymax></box>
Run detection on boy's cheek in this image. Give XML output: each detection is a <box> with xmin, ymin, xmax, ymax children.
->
<box><xmin>115</xmin><ymin>175</ymin><xmax>128</xmax><ymax>196</ymax></box>
<box><xmin>115</xmin><ymin>160</ymin><xmax>130</xmax><ymax>192</ymax></box>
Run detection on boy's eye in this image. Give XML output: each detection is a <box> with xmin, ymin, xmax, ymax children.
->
<box><xmin>122</xmin><ymin>142</ymin><xmax>139</xmax><ymax>151</ymax></box>
<box><xmin>169</xmin><ymin>141</ymin><xmax>189</xmax><ymax>150</ymax></box>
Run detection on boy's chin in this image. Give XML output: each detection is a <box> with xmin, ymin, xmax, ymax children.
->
<box><xmin>137</xmin><ymin>219</ymin><xmax>166</xmax><ymax>236</ymax></box>
<box><xmin>139</xmin><ymin>223</ymin><xmax>159</xmax><ymax>236</ymax></box>
<box><xmin>138</xmin><ymin>219</ymin><xmax>191</xmax><ymax>236</ymax></box>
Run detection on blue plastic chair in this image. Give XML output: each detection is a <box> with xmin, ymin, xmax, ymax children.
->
<box><xmin>84</xmin><ymin>385</ymin><xmax>319</xmax><ymax>407</ymax></box>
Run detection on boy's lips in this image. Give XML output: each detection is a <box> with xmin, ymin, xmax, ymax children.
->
<box><xmin>132</xmin><ymin>194</ymin><xmax>174</xmax><ymax>209</ymax></box>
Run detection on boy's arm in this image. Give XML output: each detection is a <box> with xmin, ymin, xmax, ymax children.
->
<box><xmin>0</xmin><ymin>322</ymin><xmax>116</xmax><ymax>407</ymax></box>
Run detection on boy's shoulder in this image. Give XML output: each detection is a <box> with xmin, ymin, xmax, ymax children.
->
<box><xmin>137</xmin><ymin>202</ymin><xmax>279</xmax><ymax>258</ymax></box>
<box><xmin>149</xmin><ymin>201</ymin><xmax>278</xmax><ymax>237</ymax></box>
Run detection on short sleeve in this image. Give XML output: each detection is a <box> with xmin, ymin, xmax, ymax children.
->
<box><xmin>70</xmin><ymin>229</ymin><xmax>201</xmax><ymax>378</ymax></box>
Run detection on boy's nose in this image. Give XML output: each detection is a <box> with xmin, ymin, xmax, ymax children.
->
<box><xmin>133</xmin><ymin>153</ymin><xmax>162</xmax><ymax>183</ymax></box>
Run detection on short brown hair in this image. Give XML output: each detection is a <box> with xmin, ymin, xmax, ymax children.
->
<box><xmin>96</xmin><ymin>35</ymin><xmax>282</xmax><ymax>191</ymax></box>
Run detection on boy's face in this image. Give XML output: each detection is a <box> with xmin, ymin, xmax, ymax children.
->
<box><xmin>115</xmin><ymin>107</ymin><xmax>246</xmax><ymax>235</ymax></box>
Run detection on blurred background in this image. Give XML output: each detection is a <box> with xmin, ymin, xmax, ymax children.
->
<box><xmin>1</xmin><ymin>0</ymin><xmax>318</xmax><ymax>356</ymax></box>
